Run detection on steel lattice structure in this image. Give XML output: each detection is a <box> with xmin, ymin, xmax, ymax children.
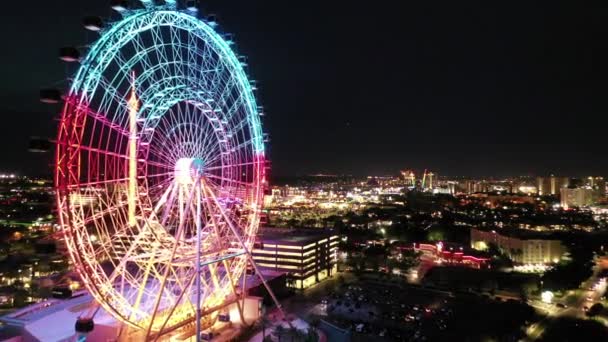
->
<box><xmin>55</xmin><ymin>6</ymin><xmax>271</xmax><ymax>337</ymax></box>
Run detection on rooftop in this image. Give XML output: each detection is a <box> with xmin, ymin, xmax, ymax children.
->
<box><xmin>472</xmin><ymin>227</ymin><xmax>562</xmax><ymax>241</ymax></box>
<box><xmin>259</xmin><ymin>228</ymin><xmax>338</xmax><ymax>246</ymax></box>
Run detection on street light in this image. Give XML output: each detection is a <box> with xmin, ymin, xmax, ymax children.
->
<box><xmin>541</xmin><ymin>291</ymin><xmax>554</xmax><ymax>304</ymax></box>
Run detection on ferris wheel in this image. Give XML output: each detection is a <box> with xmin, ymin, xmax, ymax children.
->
<box><xmin>50</xmin><ymin>1</ymin><xmax>278</xmax><ymax>339</ymax></box>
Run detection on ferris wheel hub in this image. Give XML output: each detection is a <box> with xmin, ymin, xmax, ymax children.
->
<box><xmin>174</xmin><ymin>157</ymin><xmax>205</xmax><ymax>185</ymax></box>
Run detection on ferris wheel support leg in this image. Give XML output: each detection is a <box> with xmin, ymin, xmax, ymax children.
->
<box><xmin>195</xmin><ymin>181</ymin><xmax>202</xmax><ymax>342</ymax></box>
<box><xmin>152</xmin><ymin>273</ymin><xmax>198</xmax><ymax>342</ymax></box>
<box><xmin>241</xmin><ymin>267</ymin><xmax>248</xmax><ymax>318</ymax></box>
<box><xmin>201</xmin><ymin>181</ymin><xmax>286</xmax><ymax>319</ymax></box>
<box><xmin>144</xmin><ymin>178</ymin><xmax>200</xmax><ymax>340</ymax></box>
<box><xmin>127</xmin><ymin>71</ymin><xmax>139</xmax><ymax>228</ymax></box>
<box><xmin>225</xmin><ymin>259</ymin><xmax>249</xmax><ymax>327</ymax></box>
<box><xmin>202</xmin><ymin>196</ymin><xmax>249</xmax><ymax>327</ymax></box>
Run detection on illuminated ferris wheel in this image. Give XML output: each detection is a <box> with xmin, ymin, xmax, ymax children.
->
<box><xmin>50</xmin><ymin>1</ymin><xmax>277</xmax><ymax>339</ymax></box>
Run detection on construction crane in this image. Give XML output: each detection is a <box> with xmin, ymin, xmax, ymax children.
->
<box><xmin>421</xmin><ymin>170</ymin><xmax>435</xmax><ymax>190</ymax></box>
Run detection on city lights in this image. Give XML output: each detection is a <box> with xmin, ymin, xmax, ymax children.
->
<box><xmin>541</xmin><ymin>291</ymin><xmax>554</xmax><ymax>304</ymax></box>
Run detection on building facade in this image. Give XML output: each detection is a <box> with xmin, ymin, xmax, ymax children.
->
<box><xmin>537</xmin><ymin>176</ymin><xmax>569</xmax><ymax>196</ymax></box>
<box><xmin>252</xmin><ymin>231</ymin><xmax>339</xmax><ymax>290</ymax></box>
<box><xmin>470</xmin><ymin>228</ymin><xmax>565</xmax><ymax>265</ymax></box>
<box><xmin>586</xmin><ymin>176</ymin><xmax>606</xmax><ymax>198</ymax></box>
<box><xmin>560</xmin><ymin>187</ymin><xmax>595</xmax><ymax>208</ymax></box>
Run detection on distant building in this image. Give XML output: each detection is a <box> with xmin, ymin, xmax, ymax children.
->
<box><xmin>400</xmin><ymin>170</ymin><xmax>416</xmax><ymax>187</ymax></box>
<box><xmin>586</xmin><ymin>176</ymin><xmax>606</xmax><ymax>198</ymax></box>
<box><xmin>252</xmin><ymin>230</ymin><xmax>339</xmax><ymax>290</ymax></box>
<box><xmin>412</xmin><ymin>242</ymin><xmax>490</xmax><ymax>268</ymax></box>
<box><xmin>560</xmin><ymin>187</ymin><xmax>595</xmax><ymax>208</ymax></box>
<box><xmin>468</xmin><ymin>193</ymin><xmax>535</xmax><ymax>208</ymax></box>
<box><xmin>456</xmin><ymin>180</ymin><xmax>490</xmax><ymax>194</ymax></box>
<box><xmin>537</xmin><ymin>176</ymin><xmax>569</xmax><ymax>196</ymax></box>
<box><xmin>470</xmin><ymin>228</ymin><xmax>565</xmax><ymax>265</ymax></box>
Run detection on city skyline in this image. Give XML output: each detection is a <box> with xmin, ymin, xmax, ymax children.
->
<box><xmin>1</xmin><ymin>1</ymin><xmax>607</xmax><ymax>177</ymax></box>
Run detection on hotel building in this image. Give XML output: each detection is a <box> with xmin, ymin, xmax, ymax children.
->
<box><xmin>252</xmin><ymin>230</ymin><xmax>339</xmax><ymax>290</ymax></box>
<box><xmin>471</xmin><ymin>228</ymin><xmax>565</xmax><ymax>265</ymax></box>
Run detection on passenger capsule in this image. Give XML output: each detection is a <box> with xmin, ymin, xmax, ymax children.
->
<box><xmin>59</xmin><ymin>47</ymin><xmax>80</xmax><ymax>62</ymax></box>
<box><xmin>111</xmin><ymin>0</ymin><xmax>129</xmax><ymax>12</ymax></box>
<box><xmin>83</xmin><ymin>16</ymin><xmax>103</xmax><ymax>31</ymax></box>
<box><xmin>40</xmin><ymin>89</ymin><xmax>62</xmax><ymax>104</ymax></box>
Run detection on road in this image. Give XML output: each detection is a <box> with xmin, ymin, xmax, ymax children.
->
<box><xmin>525</xmin><ymin>257</ymin><xmax>607</xmax><ymax>340</ymax></box>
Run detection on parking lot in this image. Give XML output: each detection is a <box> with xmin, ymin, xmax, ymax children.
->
<box><xmin>311</xmin><ymin>278</ymin><xmax>453</xmax><ymax>341</ymax></box>
<box><xmin>309</xmin><ymin>275</ymin><xmax>536</xmax><ymax>341</ymax></box>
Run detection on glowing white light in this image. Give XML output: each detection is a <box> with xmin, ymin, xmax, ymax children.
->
<box><xmin>175</xmin><ymin>158</ymin><xmax>204</xmax><ymax>185</ymax></box>
<box><xmin>541</xmin><ymin>291</ymin><xmax>554</xmax><ymax>304</ymax></box>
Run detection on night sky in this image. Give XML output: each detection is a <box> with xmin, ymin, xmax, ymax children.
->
<box><xmin>1</xmin><ymin>1</ymin><xmax>607</xmax><ymax>177</ymax></box>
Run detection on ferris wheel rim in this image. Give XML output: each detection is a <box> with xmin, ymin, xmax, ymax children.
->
<box><xmin>55</xmin><ymin>8</ymin><xmax>266</xmax><ymax>332</ymax></box>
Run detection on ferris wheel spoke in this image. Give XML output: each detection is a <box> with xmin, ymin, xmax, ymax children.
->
<box><xmin>145</xmin><ymin>171</ymin><xmax>175</xmax><ymax>180</ymax></box>
<box><xmin>204</xmin><ymin>174</ymin><xmax>255</xmax><ymax>189</ymax></box>
<box><xmin>146</xmin><ymin>159</ymin><xmax>174</xmax><ymax>170</ymax></box>
<box><xmin>203</xmin><ymin>161</ymin><xmax>259</xmax><ymax>172</ymax></box>
<box><xmin>146</xmin><ymin>147</ymin><xmax>176</xmax><ymax>168</ymax></box>
<box><xmin>145</xmin><ymin>174</ymin><xmax>202</xmax><ymax>337</ymax></box>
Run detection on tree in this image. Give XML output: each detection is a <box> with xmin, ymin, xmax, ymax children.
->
<box><xmin>427</xmin><ymin>227</ymin><xmax>445</xmax><ymax>242</ymax></box>
<box><xmin>304</xmin><ymin>328</ymin><xmax>319</xmax><ymax>342</ymax></box>
<box><xmin>540</xmin><ymin>317</ymin><xmax>608</xmax><ymax>341</ymax></box>
<box><xmin>346</xmin><ymin>255</ymin><xmax>365</xmax><ymax>274</ymax></box>
<box><xmin>586</xmin><ymin>303</ymin><xmax>604</xmax><ymax>317</ymax></box>
<box><xmin>309</xmin><ymin>317</ymin><xmax>320</xmax><ymax>335</ymax></box>
<box><xmin>386</xmin><ymin>258</ymin><xmax>398</xmax><ymax>275</ymax></box>
<box><xmin>519</xmin><ymin>281</ymin><xmax>538</xmax><ymax>300</ymax></box>
<box><xmin>397</xmin><ymin>250</ymin><xmax>421</xmax><ymax>272</ymax></box>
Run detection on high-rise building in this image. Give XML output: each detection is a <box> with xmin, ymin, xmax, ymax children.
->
<box><xmin>455</xmin><ymin>180</ymin><xmax>490</xmax><ymax>194</ymax></box>
<box><xmin>537</xmin><ymin>176</ymin><xmax>569</xmax><ymax>196</ymax></box>
<box><xmin>560</xmin><ymin>187</ymin><xmax>595</xmax><ymax>208</ymax></box>
<box><xmin>586</xmin><ymin>176</ymin><xmax>606</xmax><ymax>198</ymax></box>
